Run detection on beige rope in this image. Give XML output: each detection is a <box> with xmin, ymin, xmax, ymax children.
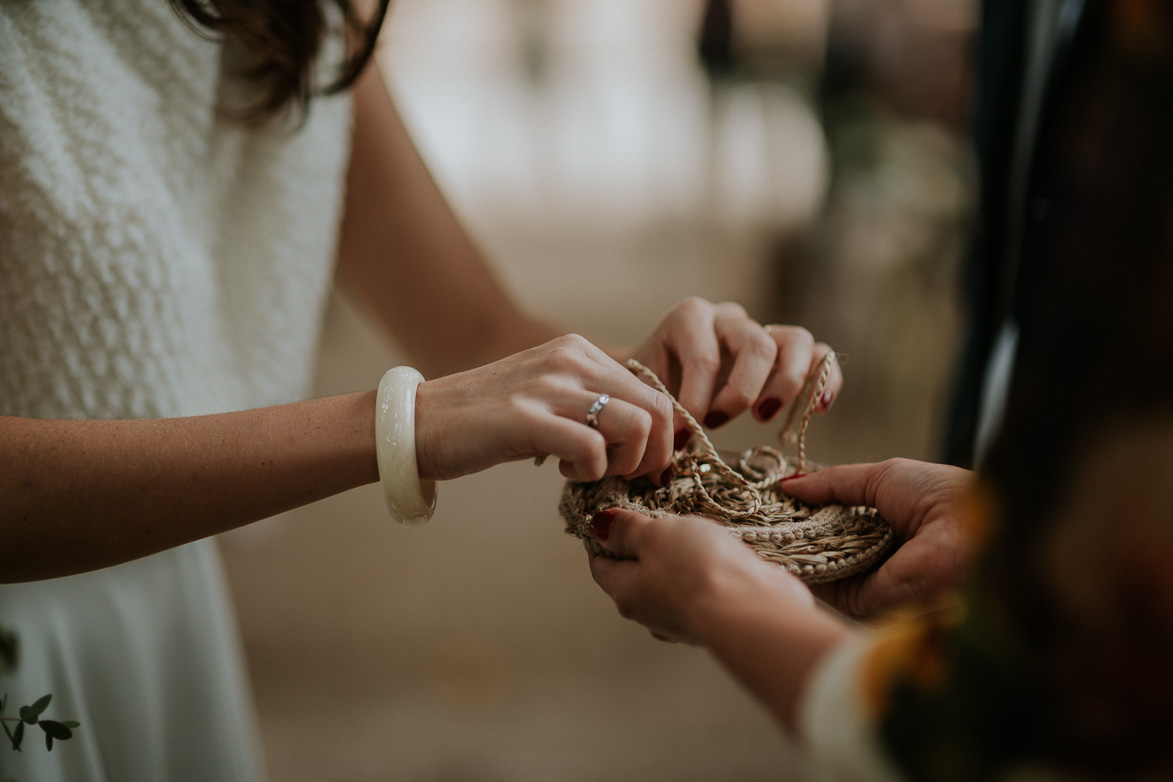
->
<box><xmin>624</xmin><ymin>352</ymin><xmax>835</xmax><ymax>521</ymax></box>
<box><xmin>558</xmin><ymin>351</ymin><xmax>895</xmax><ymax>584</ymax></box>
<box><xmin>776</xmin><ymin>352</ymin><xmax>835</xmax><ymax>474</ymax></box>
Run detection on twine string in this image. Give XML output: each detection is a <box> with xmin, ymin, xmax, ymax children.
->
<box><xmin>624</xmin><ymin>352</ymin><xmax>835</xmax><ymax>521</ymax></box>
<box><xmin>777</xmin><ymin>352</ymin><xmax>835</xmax><ymax>474</ymax></box>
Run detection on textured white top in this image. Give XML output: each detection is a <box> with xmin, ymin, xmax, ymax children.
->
<box><xmin>0</xmin><ymin>1</ymin><xmax>353</xmax><ymax>779</ymax></box>
<box><xmin>799</xmin><ymin>633</ymin><xmax>908</xmax><ymax>782</ymax></box>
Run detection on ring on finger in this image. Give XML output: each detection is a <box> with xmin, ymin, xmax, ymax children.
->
<box><xmin>585</xmin><ymin>394</ymin><xmax>610</xmax><ymax>429</ymax></box>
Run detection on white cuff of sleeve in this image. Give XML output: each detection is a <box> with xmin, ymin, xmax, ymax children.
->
<box><xmin>375</xmin><ymin>366</ymin><xmax>437</xmax><ymax>526</ymax></box>
<box><xmin>798</xmin><ymin>631</ymin><xmax>908</xmax><ymax>782</ymax></box>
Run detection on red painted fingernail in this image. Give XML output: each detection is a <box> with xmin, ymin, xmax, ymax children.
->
<box><xmin>819</xmin><ymin>389</ymin><xmax>834</xmax><ymax>411</ymax></box>
<box><xmin>755</xmin><ymin>397</ymin><xmax>782</xmax><ymax>420</ymax></box>
<box><xmin>659</xmin><ymin>466</ymin><xmax>675</xmax><ymax>486</ymax></box>
<box><xmin>673</xmin><ymin>429</ymin><xmax>692</xmax><ymax>451</ymax></box>
<box><xmin>779</xmin><ymin>472</ymin><xmax>808</xmax><ymax>483</ymax></box>
<box><xmin>703</xmin><ymin>411</ymin><xmax>729</xmax><ymax>429</ymax></box>
<box><xmin>589</xmin><ymin>509</ymin><xmax>617</xmax><ymax>541</ymax></box>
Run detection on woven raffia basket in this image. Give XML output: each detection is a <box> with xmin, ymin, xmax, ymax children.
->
<box><xmin>559</xmin><ymin>357</ymin><xmax>894</xmax><ymax>584</ymax></box>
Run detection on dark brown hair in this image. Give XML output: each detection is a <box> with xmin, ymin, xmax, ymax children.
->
<box><xmin>170</xmin><ymin>0</ymin><xmax>392</xmax><ymax>121</ymax></box>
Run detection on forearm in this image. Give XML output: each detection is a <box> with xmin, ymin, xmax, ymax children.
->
<box><xmin>0</xmin><ymin>393</ymin><xmax>378</xmax><ymax>582</ymax></box>
<box><xmin>689</xmin><ymin>578</ymin><xmax>852</xmax><ymax>734</ymax></box>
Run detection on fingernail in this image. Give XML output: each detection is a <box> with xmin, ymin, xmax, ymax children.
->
<box><xmin>673</xmin><ymin>429</ymin><xmax>692</xmax><ymax>451</ymax></box>
<box><xmin>658</xmin><ymin>466</ymin><xmax>675</xmax><ymax>486</ymax></box>
<box><xmin>589</xmin><ymin>509</ymin><xmax>617</xmax><ymax>541</ymax></box>
<box><xmin>779</xmin><ymin>472</ymin><xmax>807</xmax><ymax>483</ymax></box>
<box><xmin>755</xmin><ymin>397</ymin><xmax>782</xmax><ymax>421</ymax></box>
<box><xmin>703</xmin><ymin>411</ymin><xmax>729</xmax><ymax>429</ymax></box>
<box><xmin>818</xmin><ymin>389</ymin><xmax>834</xmax><ymax>411</ymax></box>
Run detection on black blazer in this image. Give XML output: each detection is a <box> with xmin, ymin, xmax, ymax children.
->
<box><xmin>943</xmin><ymin>0</ymin><xmax>1090</xmax><ymax>467</ymax></box>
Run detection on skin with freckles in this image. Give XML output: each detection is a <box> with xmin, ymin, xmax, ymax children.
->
<box><xmin>0</xmin><ymin>66</ymin><xmax>840</xmax><ymax>584</ymax></box>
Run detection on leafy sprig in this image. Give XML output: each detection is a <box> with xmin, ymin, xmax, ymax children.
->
<box><xmin>1</xmin><ymin>627</ymin><xmax>80</xmax><ymax>758</ymax></box>
<box><xmin>2</xmin><ymin>693</ymin><xmax>79</xmax><ymax>752</ymax></box>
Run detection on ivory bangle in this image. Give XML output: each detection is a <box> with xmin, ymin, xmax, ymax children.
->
<box><xmin>375</xmin><ymin>366</ymin><xmax>437</xmax><ymax>526</ymax></box>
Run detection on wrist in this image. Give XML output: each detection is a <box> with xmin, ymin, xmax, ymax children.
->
<box><xmin>687</xmin><ymin>565</ymin><xmax>852</xmax><ymax>732</ymax></box>
<box><xmin>374</xmin><ymin>367</ymin><xmax>437</xmax><ymax>525</ymax></box>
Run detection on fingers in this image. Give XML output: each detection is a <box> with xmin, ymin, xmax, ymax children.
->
<box><xmin>778</xmin><ymin>463</ymin><xmax>885</xmax><ymax>508</ymax></box>
<box><xmin>705</xmin><ymin>308</ymin><xmax>778</xmax><ymax>426</ymax></box>
<box><xmin>780</xmin><ymin>459</ymin><xmax>976</xmax><ymax>539</ymax></box>
<box><xmin>751</xmin><ymin>330</ymin><xmax>843</xmax><ymax>423</ymax></box>
<box><xmin>809</xmin><ymin>342</ymin><xmax>843</xmax><ymax>414</ymax></box>
<box><xmin>657</xmin><ymin>301</ymin><xmax>722</xmax><ymax>424</ymax></box>
<box><xmin>544</xmin><ymin>393</ymin><xmax>662</xmax><ymax>481</ymax></box>
<box><xmin>535</xmin><ymin>335</ymin><xmax>674</xmax><ymax>480</ymax></box>
<box><xmin>414</xmin><ymin>334</ymin><xmax>676</xmax><ymax>482</ymax></box>
<box><xmin>630</xmin><ymin>298</ymin><xmax>843</xmax><ymax>438</ymax></box>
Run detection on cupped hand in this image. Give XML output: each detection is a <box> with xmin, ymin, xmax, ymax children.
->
<box><xmin>587</xmin><ymin>508</ymin><xmax>815</xmax><ymax>644</ymax></box>
<box><xmin>628</xmin><ymin>298</ymin><xmax>843</xmax><ymax>444</ymax></box>
<box><xmin>780</xmin><ymin>459</ymin><xmax>976</xmax><ymax>620</ymax></box>
<box><xmin>414</xmin><ymin>334</ymin><xmax>674</xmax><ymax>483</ymax></box>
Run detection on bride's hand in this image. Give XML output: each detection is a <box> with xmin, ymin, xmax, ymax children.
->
<box><xmin>627</xmin><ymin>298</ymin><xmax>843</xmax><ymax>446</ymax></box>
<box><xmin>414</xmin><ymin>334</ymin><xmax>674</xmax><ymax>483</ymax></box>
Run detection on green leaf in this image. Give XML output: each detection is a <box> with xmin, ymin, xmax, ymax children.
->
<box><xmin>12</xmin><ymin>720</ymin><xmax>23</xmax><ymax>751</ymax></box>
<box><xmin>26</xmin><ymin>694</ymin><xmax>51</xmax><ymax>719</ymax></box>
<box><xmin>19</xmin><ymin>693</ymin><xmax>51</xmax><ymax>723</ymax></box>
<box><xmin>39</xmin><ymin>720</ymin><xmax>73</xmax><ymax>741</ymax></box>
<box><xmin>60</xmin><ymin>721</ymin><xmax>80</xmax><ymax>729</ymax></box>
<box><xmin>44</xmin><ymin>731</ymin><xmax>52</xmax><ymax>752</ymax></box>
<box><xmin>1</xmin><ymin>718</ymin><xmax>15</xmax><ymax>749</ymax></box>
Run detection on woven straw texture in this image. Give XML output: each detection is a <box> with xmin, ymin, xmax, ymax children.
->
<box><xmin>560</xmin><ymin>357</ymin><xmax>894</xmax><ymax>584</ymax></box>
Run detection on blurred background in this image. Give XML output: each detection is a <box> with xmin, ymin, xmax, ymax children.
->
<box><xmin>221</xmin><ymin>0</ymin><xmax>975</xmax><ymax>779</ymax></box>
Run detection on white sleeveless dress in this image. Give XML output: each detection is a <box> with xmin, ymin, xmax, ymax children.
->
<box><xmin>0</xmin><ymin>2</ymin><xmax>352</xmax><ymax>779</ymax></box>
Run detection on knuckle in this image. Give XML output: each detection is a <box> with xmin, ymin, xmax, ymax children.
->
<box><xmin>749</xmin><ymin>332</ymin><xmax>778</xmax><ymax>360</ymax></box>
<box><xmin>692</xmin><ymin>352</ymin><xmax>722</xmax><ymax>377</ymax></box>
<box><xmin>729</xmin><ymin>387</ymin><xmax>757</xmax><ymax>410</ymax></box>
<box><xmin>775</xmin><ymin>375</ymin><xmax>805</xmax><ymax>402</ymax></box>
<box><xmin>771</xmin><ymin>325</ymin><xmax>813</xmax><ymax>345</ymax></box>
<box><xmin>528</xmin><ymin>373</ymin><xmax>562</xmax><ymax>398</ymax></box>
<box><xmin>651</xmin><ymin>394</ymin><xmax>674</xmax><ymax>425</ymax></box>
<box><xmin>716</xmin><ymin>300</ymin><xmax>748</xmax><ymax>319</ymax></box>
<box><xmin>632</xmin><ymin>408</ymin><xmax>653</xmax><ymax>437</ymax></box>
<box><xmin>550</xmin><ymin>332</ymin><xmax>589</xmax><ymax>356</ymax></box>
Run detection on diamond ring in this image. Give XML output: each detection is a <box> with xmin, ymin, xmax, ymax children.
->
<box><xmin>585</xmin><ymin>394</ymin><xmax>610</xmax><ymax>429</ymax></box>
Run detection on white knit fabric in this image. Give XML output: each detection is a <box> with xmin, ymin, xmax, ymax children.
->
<box><xmin>799</xmin><ymin>633</ymin><xmax>908</xmax><ymax>782</ymax></box>
<box><xmin>0</xmin><ymin>1</ymin><xmax>352</xmax><ymax>779</ymax></box>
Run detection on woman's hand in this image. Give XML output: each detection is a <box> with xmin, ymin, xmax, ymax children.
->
<box><xmin>587</xmin><ymin>508</ymin><xmax>851</xmax><ymax>731</ymax></box>
<box><xmin>780</xmin><ymin>459</ymin><xmax>977</xmax><ymax>620</ymax></box>
<box><xmin>628</xmin><ymin>298</ymin><xmax>843</xmax><ymax>444</ymax></box>
<box><xmin>587</xmin><ymin>508</ymin><xmax>813</xmax><ymax>643</ymax></box>
<box><xmin>414</xmin><ymin>334</ymin><xmax>674</xmax><ymax>483</ymax></box>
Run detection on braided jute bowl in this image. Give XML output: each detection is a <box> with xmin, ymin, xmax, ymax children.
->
<box><xmin>558</xmin><ymin>358</ymin><xmax>895</xmax><ymax>584</ymax></box>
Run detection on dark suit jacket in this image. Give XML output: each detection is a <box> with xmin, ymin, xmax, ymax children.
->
<box><xmin>943</xmin><ymin>0</ymin><xmax>1091</xmax><ymax>467</ymax></box>
<box><xmin>885</xmin><ymin>3</ymin><xmax>1173</xmax><ymax>775</ymax></box>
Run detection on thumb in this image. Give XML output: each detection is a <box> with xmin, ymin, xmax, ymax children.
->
<box><xmin>588</xmin><ymin>507</ymin><xmax>654</xmax><ymax>560</ymax></box>
<box><xmin>779</xmin><ymin>463</ymin><xmax>882</xmax><ymax>508</ymax></box>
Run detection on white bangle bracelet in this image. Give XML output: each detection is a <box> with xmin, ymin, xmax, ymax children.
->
<box><xmin>374</xmin><ymin>366</ymin><xmax>437</xmax><ymax>526</ymax></box>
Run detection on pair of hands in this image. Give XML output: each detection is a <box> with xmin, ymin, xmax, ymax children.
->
<box><xmin>589</xmin><ymin>459</ymin><xmax>976</xmax><ymax>646</ymax></box>
<box><xmin>413</xmin><ymin>297</ymin><xmax>842</xmax><ymax>483</ymax></box>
